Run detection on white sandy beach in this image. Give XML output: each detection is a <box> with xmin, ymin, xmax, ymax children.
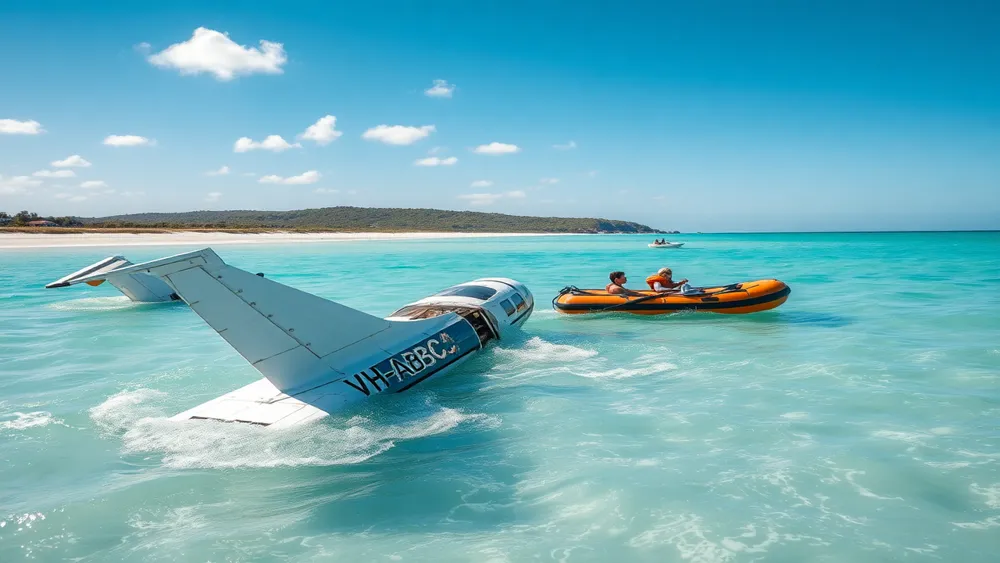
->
<box><xmin>0</xmin><ymin>231</ymin><xmax>575</xmax><ymax>249</ymax></box>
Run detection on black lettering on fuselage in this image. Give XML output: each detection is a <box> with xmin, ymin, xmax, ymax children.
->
<box><xmin>361</xmin><ymin>369</ymin><xmax>388</xmax><ymax>391</ymax></box>
<box><xmin>343</xmin><ymin>374</ymin><xmax>372</xmax><ymax>396</ymax></box>
<box><xmin>372</xmin><ymin>365</ymin><xmax>398</xmax><ymax>384</ymax></box>
<box><xmin>343</xmin><ymin>330</ymin><xmax>463</xmax><ymax>396</ymax></box>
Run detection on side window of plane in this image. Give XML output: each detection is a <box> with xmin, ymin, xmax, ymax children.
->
<box><xmin>499</xmin><ymin>299</ymin><xmax>516</xmax><ymax>316</ymax></box>
<box><xmin>436</xmin><ymin>285</ymin><xmax>498</xmax><ymax>300</ymax></box>
<box><xmin>509</xmin><ymin>292</ymin><xmax>527</xmax><ymax>311</ymax></box>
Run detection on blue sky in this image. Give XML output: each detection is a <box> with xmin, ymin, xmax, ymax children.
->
<box><xmin>1</xmin><ymin>0</ymin><xmax>998</xmax><ymax>232</ymax></box>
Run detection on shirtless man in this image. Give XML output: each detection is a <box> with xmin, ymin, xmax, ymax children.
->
<box><xmin>606</xmin><ymin>271</ymin><xmax>641</xmax><ymax>295</ymax></box>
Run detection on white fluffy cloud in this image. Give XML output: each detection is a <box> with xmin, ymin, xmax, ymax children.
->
<box><xmin>206</xmin><ymin>165</ymin><xmax>230</xmax><ymax>176</ymax></box>
<box><xmin>146</xmin><ymin>27</ymin><xmax>287</xmax><ymax>81</ymax></box>
<box><xmin>473</xmin><ymin>142</ymin><xmax>520</xmax><ymax>155</ymax></box>
<box><xmin>458</xmin><ymin>190</ymin><xmax>526</xmax><ymax>206</ymax></box>
<box><xmin>80</xmin><ymin>180</ymin><xmax>108</xmax><ymax>189</ymax></box>
<box><xmin>104</xmin><ymin>135</ymin><xmax>153</xmax><ymax>147</ymax></box>
<box><xmin>470</xmin><ymin>180</ymin><xmax>493</xmax><ymax>188</ymax></box>
<box><xmin>425</xmin><ymin>79</ymin><xmax>455</xmax><ymax>98</ymax></box>
<box><xmin>414</xmin><ymin>156</ymin><xmax>458</xmax><ymax>167</ymax></box>
<box><xmin>205</xmin><ymin>192</ymin><xmax>222</xmax><ymax>202</ymax></box>
<box><xmin>52</xmin><ymin>155</ymin><xmax>92</xmax><ymax>167</ymax></box>
<box><xmin>259</xmin><ymin>170</ymin><xmax>321</xmax><ymax>185</ymax></box>
<box><xmin>0</xmin><ymin>175</ymin><xmax>42</xmax><ymax>194</ymax></box>
<box><xmin>553</xmin><ymin>140</ymin><xmax>577</xmax><ymax>150</ymax></box>
<box><xmin>298</xmin><ymin>115</ymin><xmax>342</xmax><ymax>145</ymax></box>
<box><xmin>0</xmin><ymin>119</ymin><xmax>44</xmax><ymax>135</ymax></box>
<box><xmin>362</xmin><ymin>125</ymin><xmax>435</xmax><ymax>145</ymax></box>
<box><xmin>234</xmin><ymin>135</ymin><xmax>300</xmax><ymax>152</ymax></box>
<box><xmin>33</xmin><ymin>169</ymin><xmax>76</xmax><ymax>178</ymax></box>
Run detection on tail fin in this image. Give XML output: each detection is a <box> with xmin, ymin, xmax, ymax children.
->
<box><xmin>74</xmin><ymin>248</ymin><xmax>393</xmax><ymax>392</ymax></box>
<box><xmin>45</xmin><ymin>256</ymin><xmax>177</xmax><ymax>302</ymax></box>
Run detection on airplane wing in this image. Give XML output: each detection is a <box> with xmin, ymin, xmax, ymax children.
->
<box><xmin>75</xmin><ymin>248</ymin><xmax>479</xmax><ymax>426</ymax></box>
<box><xmin>46</xmin><ymin>255</ymin><xmax>178</xmax><ymax>302</ymax></box>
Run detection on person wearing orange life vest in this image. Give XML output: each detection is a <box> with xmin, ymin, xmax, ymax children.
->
<box><xmin>646</xmin><ymin>267</ymin><xmax>688</xmax><ymax>292</ymax></box>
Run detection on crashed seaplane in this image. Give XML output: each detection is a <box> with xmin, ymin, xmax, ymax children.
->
<box><xmin>46</xmin><ymin>248</ymin><xmax>533</xmax><ymax>427</ymax></box>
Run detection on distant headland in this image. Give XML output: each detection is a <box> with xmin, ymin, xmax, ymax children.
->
<box><xmin>0</xmin><ymin>207</ymin><xmax>671</xmax><ymax>234</ymax></box>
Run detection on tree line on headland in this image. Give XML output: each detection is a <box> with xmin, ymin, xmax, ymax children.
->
<box><xmin>0</xmin><ymin>207</ymin><xmax>673</xmax><ymax>234</ymax></box>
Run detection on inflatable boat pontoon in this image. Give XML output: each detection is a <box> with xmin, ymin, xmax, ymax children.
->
<box><xmin>552</xmin><ymin>279</ymin><xmax>790</xmax><ymax>315</ymax></box>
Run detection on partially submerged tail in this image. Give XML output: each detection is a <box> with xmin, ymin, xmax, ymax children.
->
<box><xmin>72</xmin><ymin>248</ymin><xmax>396</xmax><ymax>394</ymax></box>
<box><xmin>45</xmin><ymin>256</ymin><xmax>178</xmax><ymax>302</ymax></box>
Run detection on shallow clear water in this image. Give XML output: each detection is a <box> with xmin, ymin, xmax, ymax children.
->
<box><xmin>1</xmin><ymin>232</ymin><xmax>999</xmax><ymax>562</ymax></box>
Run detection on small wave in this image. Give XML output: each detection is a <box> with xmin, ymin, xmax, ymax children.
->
<box><xmin>572</xmin><ymin>353</ymin><xmax>678</xmax><ymax>380</ymax></box>
<box><xmin>970</xmin><ymin>483</ymin><xmax>1000</xmax><ymax>509</ymax></box>
<box><xmin>925</xmin><ymin>461</ymin><xmax>973</xmax><ymax>470</ymax></box>
<box><xmin>90</xmin><ymin>389</ymin><xmax>169</xmax><ymax>434</ymax></box>
<box><xmin>47</xmin><ymin>296</ymin><xmax>161</xmax><ymax>312</ymax></box>
<box><xmin>780</xmin><ymin>412</ymin><xmax>808</xmax><ymax>420</ymax></box>
<box><xmin>842</xmin><ymin>469</ymin><xmax>904</xmax><ymax>501</ymax></box>
<box><xmin>493</xmin><ymin>337</ymin><xmax>598</xmax><ymax>364</ymax></box>
<box><xmin>0</xmin><ymin>411</ymin><xmax>65</xmax><ymax>431</ymax></box>
<box><xmin>90</xmin><ymin>388</ymin><xmax>493</xmax><ymax>469</ymax></box>
<box><xmin>871</xmin><ymin>430</ymin><xmax>930</xmax><ymax>445</ymax></box>
<box><xmin>953</xmin><ymin>516</ymin><xmax>1000</xmax><ymax>530</ymax></box>
<box><xmin>628</xmin><ymin>513</ymin><xmax>742</xmax><ymax>562</ymax></box>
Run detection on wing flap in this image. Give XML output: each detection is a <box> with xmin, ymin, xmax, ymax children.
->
<box><xmin>171</xmin><ymin>378</ymin><xmax>326</xmax><ymax>427</ymax></box>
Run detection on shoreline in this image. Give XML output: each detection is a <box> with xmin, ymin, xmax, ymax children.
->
<box><xmin>0</xmin><ymin>230</ymin><xmax>585</xmax><ymax>249</ymax></box>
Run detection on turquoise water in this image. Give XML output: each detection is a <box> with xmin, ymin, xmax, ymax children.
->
<box><xmin>2</xmin><ymin>232</ymin><xmax>999</xmax><ymax>562</ymax></box>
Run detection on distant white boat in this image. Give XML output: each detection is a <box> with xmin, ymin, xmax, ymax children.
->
<box><xmin>648</xmin><ymin>242</ymin><xmax>684</xmax><ymax>248</ymax></box>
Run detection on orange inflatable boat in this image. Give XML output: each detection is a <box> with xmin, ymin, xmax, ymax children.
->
<box><xmin>552</xmin><ymin>279</ymin><xmax>790</xmax><ymax>315</ymax></box>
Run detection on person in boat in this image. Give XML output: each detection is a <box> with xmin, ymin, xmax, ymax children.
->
<box><xmin>606</xmin><ymin>271</ymin><xmax>641</xmax><ymax>295</ymax></box>
<box><xmin>646</xmin><ymin>267</ymin><xmax>688</xmax><ymax>292</ymax></box>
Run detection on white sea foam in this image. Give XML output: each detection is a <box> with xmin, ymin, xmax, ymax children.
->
<box><xmin>952</xmin><ymin>516</ymin><xmax>1000</xmax><ymax>530</ymax></box>
<box><xmin>871</xmin><ymin>429</ymin><xmax>931</xmax><ymax>445</ymax></box>
<box><xmin>571</xmin><ymin>353</ymin><xmax>678</xmax><ymax>380</ymax></box>
<box><xmin>780</xmin><ymin>412</ymin><xmax>809</xmax><ymax>420</ymax></box>
<box><xmin>628</xmin><ymin>513</ymin><xmax>738</xmax><ymax>562</ymax></box>
<box><xmin>1</xmin><ymin>411</ymin><xmax>65</xmax><ymax>430</ymax></box>
<box><xmin>970</xmin><ymin>483</ymin><xmax>1000</xmax><ymax>509</ymax></box>
<box><xmin>842</xmin><ymin>469</ymin><xmax>904</xmax><ymax>501</ymax></box>
<box><xmin>89</xmin><ymin>388</ymin><xmax>493</xmax><ymax>469</ymax></box>
<box><xmin>47</xmin><ymin>295</ymin><xmax>152</xmax><ymax>312</ymax></box>
<box><xmin>493</xmin><ymin>336</ymin><xmax>598</xmax><ymax>364</ymax></box>
<box><xmin>90</xmin><ymin>389</ymin><xmax>168</xmax><ymax>433</ymax></box>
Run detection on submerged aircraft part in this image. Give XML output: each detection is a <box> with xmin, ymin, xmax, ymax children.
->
<box><xmin>54</xmin><ymin>248</ymin><xmax>533</xmax><ymax>427</ymax></box>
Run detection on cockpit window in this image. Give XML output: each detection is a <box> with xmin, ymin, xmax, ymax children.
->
<box><xmin>435</xmin><ymin>284</ymin><xmax>497</xmax><ymax>300</ymax></box>
<box><xmin>509</xmin><ymin>292</ymin><xmax>527</xmax><ymax>311</ymax></box>
<box><xmin>499</xmin><ymin>299</ymin><xmax>516</xmax><ymax>316</ymax></box>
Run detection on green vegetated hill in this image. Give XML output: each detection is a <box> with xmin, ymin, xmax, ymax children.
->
<box><xmin>82</xmin><ymin>206</ymin><xmax>665</xmax><ymax>234</ymax></box>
